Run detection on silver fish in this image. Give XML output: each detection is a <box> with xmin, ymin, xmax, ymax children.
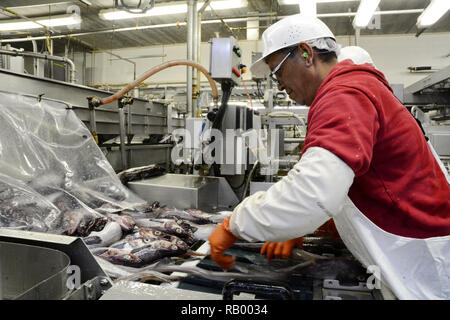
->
<box><xmin>135</xmin><ymin>218</ymin><xmax>196</xmax><ymax>245</ymax></box>
<box><xmin>98</xmin><ymin>239</ymin><xmax>188</xmax><ymax>267</ymax></box>
<box><xmin>137</xmin><ymin>228</ymin><xmax>189</xmax><ymax>250</ymax></box>
<box><xmin>105</xmin><ymin>213</ymin><xmax>136</xmax><ymax>233</ymax></box>
<box><xmin>153</xmin><ymin>207</ymin><xmax>214</xmax><ymax>225</ymax></box>
<box><xmin>83</xmin><ymin>221</ymin><xmax>123</xmax><ymax>248</ymax></box>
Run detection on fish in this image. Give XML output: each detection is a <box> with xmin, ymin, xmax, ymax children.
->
<box><xmin>183</xmin><ymin>208</ymin><xmax>227</xmax><ymax>224</ymax></box>
<box><xmin>136</xmin><ymin>258</ymin><xmax>315</xmax><ymax>284</ymax></box>
<box><xmin>110</xmin><ymin>229</ymin><xmax>188</xmax><ymax>252</ymax></box>
<box><xmin>138</xmin><ymin>228</ymin><xmax>189</xmax><ymax>251</ymax></box>
<box><xmin>97</xmin><ymin>248</ymin><xmax>143</xmax><ymax>267</ymax></box>
<box><xmin>95</xmin><ymin>256</ymin><xmax>182</xmax><ymax>282</ymax></box>
<box><xmin>117</xmin><ymin>164</ymin><xmax>165</xmax><ymax>186</ymax></box>
<box><xmin>105</xmin><ymin>213</ymin><xmax>136</xmax><ymax>233</ymax></box>
<box><xmin>152</xmin><ymin>207</ymin><xmax>214</xmax><ymax>225</ymax></box>
<box><xmin>109</xmin><ymin>234</ymin><xmax>153</xmax><ymax>251</ymax></box>
<box><xmin>62</xmin><ymin>209</ymin><xmax>108</xmax><ymax>237</ymax></box>
<box><xmin>83</xmin><ymin>221</ymin><xmax>123</xmax><ymax>248</ymax></box>
<box><xmin>0</xmin><ymin>179</ymin><xmax>63</xmax><ymax>233</ymax></box>
<box><xmin>98</xmin><ymin>239</ymin><xmax>188</xmax><ymax>268</ymax></box>
<box><xmin>135</xmin><ymin>218</ymin><xmax>196</xmax><ymax>245</ymax></box>
<box><xmin>182</xmin><ymin>221</ymin><xmax>219</xmax><ymax>241</ymax></box>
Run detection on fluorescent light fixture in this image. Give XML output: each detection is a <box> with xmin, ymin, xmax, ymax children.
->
<box><xmin>353</xmin><ymin>0</ymin><xmax>380</xmax><ymax>28</ymax></box>
<box><xmin>99</xmin><ymin>0</ymin><xmax>247</xmax><ymax>21</ymax></box>
<box><xmin>280</xmin><ymin>0</ymin><xmax>358</xmax><ymax>4</ymax></box>
<box><xmin>416</xmin><ymin>0</ymin><xmax>450</xmax><ymax>28</ymax></box>
<box><xmin>99</xmin><ymin>3</ymin><xmax>187</xmax><ymax>20</ymax></box>
<box><xmin>0</xmin><ymin>13</ymin><xmax>81</xmax><ymax>31</ymax></box>
<box><xmin>209</xmin><ymin>0</ymin><xmax>246</xmax><ymax>10</ymax></box>
<box><xmin>299</xmin><ymin>0</ymin><xmax>317</xmax><ymax>17</ymax></box>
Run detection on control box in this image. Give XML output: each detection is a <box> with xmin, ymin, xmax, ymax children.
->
<box><xmin>209</xmin><ymin>37</ymin><xmax>242</xmax><ymax>86</ymax></box>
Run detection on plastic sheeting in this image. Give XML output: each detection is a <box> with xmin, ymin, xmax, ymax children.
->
<box><xmin>0</xmin><ymin>90</ymin><xmax>146</xmax><ymax>235</ymax></box>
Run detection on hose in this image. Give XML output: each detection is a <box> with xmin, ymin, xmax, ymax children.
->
<box><xmin>242</xmin><ymin>160</ymin><xmax>259</xmax><ymax>201</ymax></box>
<box><xmin>99</xmin><ymin>60</ymin><xmax>219</xmax><ymax>106</ymax></box>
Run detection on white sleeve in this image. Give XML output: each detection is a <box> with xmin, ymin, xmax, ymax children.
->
<box><xmin>228</xmin><ymin>147</ymin><xmax>355</xmax><ymax>242</ymax></box>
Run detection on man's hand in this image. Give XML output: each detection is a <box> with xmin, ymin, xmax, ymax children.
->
<box><xmin>208</xmin><ymin>217</ymin><xmax>237</xmax><ymax>270</ymax></box>
<box><xmin>260</xmin><ymin>237</ymin><xmax>304</xmax><ymax>261</ymax></box>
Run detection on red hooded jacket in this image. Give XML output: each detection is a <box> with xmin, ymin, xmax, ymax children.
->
<box><xmin>302</xmin><ymin>60</ymin><xmax>450</xmax><ymax>239</ymax></box>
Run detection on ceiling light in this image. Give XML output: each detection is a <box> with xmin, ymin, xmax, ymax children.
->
<box><xmin>416</xmin><ymin>0</ymin><xmax>450</xmax><ymax>28</ymax></box>
<box><xmin>353</xmin><ymin>0</ymin><xmax>381</xmax><ymax>28</ymax></box>
<box><xmin>298</xmin><ymin>0</ymin><xmax>317</xmax><ymax>17</ymax></box>
<box><xmin>99</xmin><ymin>3</ymin><xmax>187</xmax><ymax>20</ymax></box>
<box><xmin>99</xmin><ymin>0</ymin><xmax>247</xmax><ymax>21</ymax></box>
<box><xmin>0</xmin><ymin>13</ymin><xmax>81</xmax><ymax>31</ymax></box>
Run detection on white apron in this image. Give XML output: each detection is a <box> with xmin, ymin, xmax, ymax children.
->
<box><xmin>428</xmin><ymin>141</ymin><xmax>450</xmax><ymax>185</ymax></box>
<box><xmin>333</xmin><ymin>197</ymin><xmax>450</xmax><ymax>300</ymax></box>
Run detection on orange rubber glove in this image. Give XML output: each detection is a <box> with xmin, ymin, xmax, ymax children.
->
<box><xmin>260</xmin><ymin>237</ymin><xmax>304</xmax><ymax>261</ymax></box>
<box><xmin>208</xmin><ymin>217</ymin><xmax>237</xmax><ymax>270</ymax></box>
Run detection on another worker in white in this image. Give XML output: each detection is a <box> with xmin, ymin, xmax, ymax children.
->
<box><xmin>338</xmin><ymin>45</ymin><xmax>375</xmax><ymax>66</ymax></box>
<box><xmin>208</xmin><ymin>14</ymin><xmax>450</xmax><ymax>300</ymax></box>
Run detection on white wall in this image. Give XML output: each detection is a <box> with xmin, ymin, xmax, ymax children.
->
<box><xmin>338</xmin><ymin>33</ymin><xmax>450</xmax><ymax>86</ymax></box>
<box><xmin>90</xmin><ymin>32</ymin><xmax>450</xmax><ymax>88</ymax></box>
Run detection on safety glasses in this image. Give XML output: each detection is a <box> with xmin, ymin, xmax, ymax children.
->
<box><xmin>268</xmin><ymin>46</ymin><xmax>298</xmax><ymax>85</ymax></box>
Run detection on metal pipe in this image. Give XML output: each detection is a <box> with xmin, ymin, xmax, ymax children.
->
<box><xmin>0</xmin><ymin>48</ymin><xmax>76</xmax><ymax>83</ymax></box>
<box><xmin>118</xmin><ymin>107</ymin><xmax>128</xmax><ymax>170</ymax></box>
<box><xmin>31</xmin><ymin>40</ymin><xmax>38</xmax><ymax>76</ymax></box>
<box><xmin>355</xmin><ymin>27</ymin><xmax>361</xmax><ymax>46</ymax></box>
<box><xmin>192</xmin><ymin>0</ymin><xmax>199</xmax><ymax>118</ymax></box>
<box><xmin>187</xmin><ymin>0</ymin><xmax>195</xmax><ymax>118</ymax></box>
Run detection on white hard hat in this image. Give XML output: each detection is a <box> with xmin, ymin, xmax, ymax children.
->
<box><xmin>250</xmin><ymin>14</ymin><xmax>336</xmax><ymax>78</ymax></box>
<box><xmin>338</xmin><ymin>46</ymin><xmax>375</xmax><ymax>66</ymax></box>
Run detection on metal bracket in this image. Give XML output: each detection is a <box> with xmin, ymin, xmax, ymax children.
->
<box><xmin>222</xmin><ymin>280</ymin><xmax>294</xmax><ymax>300</ymax></box>
<box><xmin>323</xmin><ymin>279</ymin><xmax>371</xmax><ymax>292</ymax></box>
<box><xmin>64</xmin><ymin>276</ymin><xmax>112</xmax><ymax>300</ymax></box>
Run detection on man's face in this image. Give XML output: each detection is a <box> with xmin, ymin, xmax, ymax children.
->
<box><xmin>266</xmin><ymin>48</ymin><xmax>313</xmax><ymax>106</ymax></box>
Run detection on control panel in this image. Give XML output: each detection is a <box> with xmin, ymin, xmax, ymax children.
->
<box><xmin>209</xmin><ymin>37</ymin><xmax>245</xmax><ymax>86</ymax></box>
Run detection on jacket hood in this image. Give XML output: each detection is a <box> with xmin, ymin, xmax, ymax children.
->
<box><xmin>316</xmin><ymin>59</ymin><xmax>393</xmax><ymax>98</ymax></box>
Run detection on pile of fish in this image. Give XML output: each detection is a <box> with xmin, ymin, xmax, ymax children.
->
<box><xmin>0</xmin><ymin>92</ymin><xmax>230</xmax><ymax>281</ymax></box>
<box><xmin>0</xmin><ymin>173</ymin><xmax>226</xmax><ymax>271</ymax></box>
<box><xmin>86</xmin><ymin>203</ymin><xmax>226</xmax><ymax>269</ymax></box>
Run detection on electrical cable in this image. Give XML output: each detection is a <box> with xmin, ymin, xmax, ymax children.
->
<box><xmin>241</xmin><ymin>78</ymin><xmax>253</xmax><ymax>108</ymax></box>
<box><xmin>211</xmin><ymin>81</ymin><xmax>233</xmax><ymax>130</ymax></box>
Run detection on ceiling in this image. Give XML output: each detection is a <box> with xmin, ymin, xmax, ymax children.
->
<box><xmin>0</xmin><ymin>0</ymin><xmax>449</xmax><ymax>53</ymax></box>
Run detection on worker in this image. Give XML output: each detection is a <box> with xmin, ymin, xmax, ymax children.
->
<box><xmin>338</xmin><ymin>45</ymin><xmax>375</xmax><ymax>66</ymax></box>
<box><xmin>259</xmin><ymin>45</ymin><xmax>379</xmax><ymax>262</ymax></box>
<box><xmin>208</xmin><ymin>14</ymin><xmax>450</xmax><ymax>299</ymax></box>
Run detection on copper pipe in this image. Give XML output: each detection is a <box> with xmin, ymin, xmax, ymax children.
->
<box><xmin>99</xmin><ymin>60</ymin><xmax>219</xmax><ymax>106</ymax></box>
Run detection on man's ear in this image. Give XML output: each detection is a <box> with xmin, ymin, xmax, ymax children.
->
<box><xmin>298</xmin><ymin>42</ymin><xmax>314</xmax><ymax>67</ymax></box>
